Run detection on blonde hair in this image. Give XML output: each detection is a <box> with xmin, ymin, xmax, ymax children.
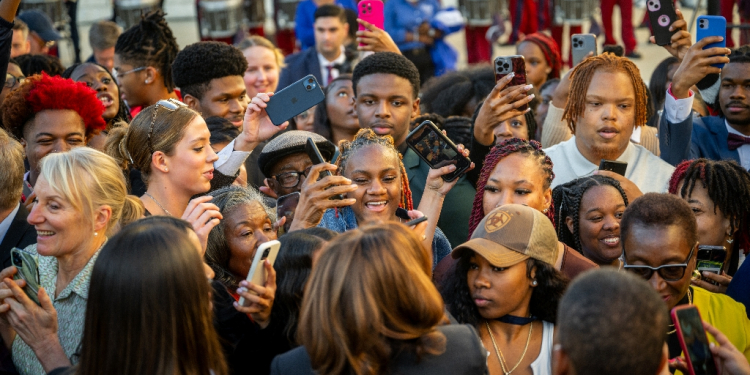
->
<box><xmin>298</xmin><ymin>222</ymin><xmax>447</xmax><ymax>375</ymax></box>
<box><xmin>236</xmin><ymin>35</ymin><xmax>286</xmax><ymax>69</ymax></box>
<box><xmin>0</xmin><ymin>128</ymin><xmax>25</xmax><ymax>210</ymax></box>
<box><xmin>39</xmin><ymin>147</ymin><xmax>143</xmax><ymax>235</ymax></box>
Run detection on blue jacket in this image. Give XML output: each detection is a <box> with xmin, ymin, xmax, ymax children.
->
<box><xmin>277</xmin><ymin>47</ymin><xmax>322</xmax><ymax>90</ymax></box>
<box><xmin>727</xmin><ymin>258</ymin><xmax>750</xmax><ymax>319</ymax></box>
<box><xmin>384</xmin><ymin>0</ymin><xmax>441</xmax><ymax>52</ymax></box>
<box><xmin>294</xmin><ymin>0</ymin><xmax>357</xmax><ymax>50</ymax></box>
<box><xmin>659</xmin><ymin>114</ymin><xmax>741</xmax><ymax>166</ymax></box>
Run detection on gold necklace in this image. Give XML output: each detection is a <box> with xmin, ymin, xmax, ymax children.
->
<box><xmin>485</xmin><ymin>321</ymin><xmax>533</xmax><ymax>375</ymax></box>
<box><xmin>667</xmin><ymin>288</ymin><xmax>693</xmax><ymax>335</ymax></box>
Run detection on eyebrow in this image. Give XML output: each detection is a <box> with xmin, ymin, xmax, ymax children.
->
<box><xmin>585</xmin><ymin>94</ymin><xmax>634</xmax><ymax>102</ymax></box>
<box><xmin>35</xmin><ymin>132</ymin><xmax>84</xmax><ymax>139</ymax></box>
<box><xmin>686</xmin><ymin>198</ymin><xmax>702</xmax><ymax>205</ymax></box>
<box><xmin>722</xmin><ymin>77</ymin><xmax>750</xmax><ymax>84</ymax></box>
<box><xmin>585</xmin><ymin>204</ymin><xmax>626</xmax><ymax>215</ymax></box>
<box><xmin>351</xmin><ymin>167</ymin><xmax>398</xmax><ymax>175</ymax></box>
<box><xmin>189</xmin><ymin>136</ymin><xmax>209</xmax><ymax>144</ymax></box>
<box><xmin>487</xmin><ymin>177</ymin><xmax>533</xmax><ymax>185</ymax></box>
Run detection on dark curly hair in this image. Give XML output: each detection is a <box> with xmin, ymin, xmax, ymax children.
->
<box><xmin>115</xmin><ymin>10</ymin><xmax>179</xmax><ymax>92</ymax></box>
<box><xmin>14</xmin><ymin>53</ymin><xmax>65</xmax><ymax>77</ymax></box>
<box><xmin>552</xmin><ymin>175</ymin><xmax>628</xmax><ymax>255</ymax></box>
<box><xmin>441</xmin><ymin>254</ymin><xmax>568</xmax><ymax>327</ymax></box>
<box><xmin>172</xmin><ymin>41</ymin><xmax>248</xmax><ymax>100</ymax></box>
<box><xmin>352</xmin><ymin>52</ymin><xmax>420</xmax><ymax>99</ymax></box>
<box><xmin>62</xmin><ymin>62</ymin><xmax>131</xmax><ymax>127</ymax></box>
<box><xmin>420</xmin><ymin>66</ymin><xmax>495</xmax><ymax>118</ymax></box>
<box><xmin>1</xmin><ymin>73</ymin><xmax>106</xmax><ymax>140</ymax></box>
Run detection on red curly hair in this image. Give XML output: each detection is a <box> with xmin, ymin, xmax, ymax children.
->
<box><xmin>1</xmin><ymin>73</ymin><xmax>106</xmax><ymax>140</ymax></box>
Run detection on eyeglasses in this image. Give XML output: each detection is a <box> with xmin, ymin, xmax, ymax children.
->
<box><xmin>272</xmin><ymin>166</ymin><xmax>313</xmax><ymax>188</ymax></box>
<box><xmin>623</xmin><ymin>244</ymin><xmax>697</xmax><ymax>282</ymax></box>
<box><xmin>113</xmin><ymin>66</ymin><xmax>146</xmax><ymax>81</ymax></box>
<box><xmin>5</xmin><ymin>73</ymin><xmax>24</xmax><ymax>88</ymax></box>
<box><xmin>148</xmin><ymin>99</ymin><xmax>187</xmax><ymax>153</ymax></box>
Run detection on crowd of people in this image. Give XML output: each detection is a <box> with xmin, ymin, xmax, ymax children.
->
<box><xmin>0</xmin><ymin>0</ymin><xmax>749</xmax><ymax>374</ymax></box>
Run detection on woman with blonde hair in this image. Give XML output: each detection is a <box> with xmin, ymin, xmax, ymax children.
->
<box><xmin>236</xmin><ymin>36</ymin><xmax>285</xmax><ymax>99</ymax></box>
<box><xmin>271</xmin><ymin>222</ymin><xmax>488</xmax><ymax>375</ymax></box>
<box><xmin>0</xmin><ymin>147</ymin><xmax>141</xmax><ymax>374</ymax></box>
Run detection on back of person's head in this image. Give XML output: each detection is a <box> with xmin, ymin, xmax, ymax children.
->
<box><xmin>420</xmin><ymin>66</ymin><xmax>495</xmax><ymax>118</ymax></box>
<box><xmin>649</xmin><ymin>57</ymin><xmax>679</xmax><ymax>110</ymax></box>
<box><xmin>297</xmin><ymin>226</ymin><xmax>338</xmax><ymax>241</ymax></box>
<box><xmin>115</xmin><ymin>10</ymin><xmax>179</xmax><ymax>91</ymax></box>
<box><xmin>39</xmin><ymin>147</ymin><xmax>142</xmax><ymax>236</ymax></box>
<box><xmin>314</xmin><ymin>4</ymin><xmax>347</xmax><ymax>23</ymax></box>
<box><xmin>556</xmin><ymin>269</ymin><xmax>668</xmax><ymax>375</ymax></box>
<box><xmin>14</xmin><ymin>53</ymin><xmax>64</xmax><ymax>76</ymax></box>
<box><xmin>76</xmin><ymin>217</ymin><xmax>226</xmax><ymax>375</ymax></box>
<box><xmin>206</xmin><ymin>116</ymin><xmax>240</xmax><ymax>146</ymax></box>
<box><xmin>562</xmin><ymin>53</ymin><xmax>648</xmax><ymax>132</ymax></box>
<box><xmin>601</xmin><ymin>44</ymin><xmax>625</xmax><ymax>57</ymax></box>
<box><xmin>0</xmin><ymin>128</ymin><xmax>24</xmax><ymax>210</ymax></box>
<box><xmin>621</xmin><ymin>193</ymin><xmax>698</xmax><ymax>248</ymax></box>
<box><xmin>89</xmin><ymin>20</ymin><xmax>121</xmax><ymax>51</ymax></box>
<box><xmin>298</xmin><ymin>222</ymin><xmax>446</xmax><ymax>375</ymax></box>
<box><xmin>352</xmin><ymin>52</ymin><xmax>421</xmax><ymax>99</ymax></box>
<box><xmin>172</xmin><ymin>41</ymin><xmax>247</xmax><ymax>100</ymax></box>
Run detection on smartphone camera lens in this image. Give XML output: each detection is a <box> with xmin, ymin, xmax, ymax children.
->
<box><xmin>502</xmin><ymin>63</ymin><xmax>510</xmax><ymax>70</ymax></box>
<box><xmin>306</xmin><ymin>85</ymin><xmax>312</xmax><ymax>90</ymax></box>
<box><xmin>263</xmin><ymin>248</ymin><xmax>270</xmax><ymax>258</ymax></box>
<box><xmin>308</xmin><ymin>78</ymin><xmax>314</xmax><ymax>83</ymax></box>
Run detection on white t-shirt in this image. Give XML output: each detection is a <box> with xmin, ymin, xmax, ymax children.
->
<box><xmin>530</xmin><ymin>321</ymin><xmax>555</xmax><ymax>375</ymax></box>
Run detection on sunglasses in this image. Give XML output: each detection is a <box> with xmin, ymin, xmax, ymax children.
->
<box><xmin>623</xmin><ymin>243</ymin><xmax>697</xmax><ymax>282</ymax></box>
<box><xmin>148</xmin><ymin>99</ymin><xmax>188</xmax><ymax>154</ymax></box>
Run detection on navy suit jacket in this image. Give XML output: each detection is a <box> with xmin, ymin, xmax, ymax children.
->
<box><xmin>278</xmin><ymin>48</ymin><xmax>322</xmax><ymax>90</ymax></box>
<box><xmin>660</xmin><ymin>114</ymin><xmax>741</xmax><ymax>167</ymax></box>
<box><xmin>0</xmin><ymin>205</ymin><xmax>36</xmax><ymax>269</ymax></box>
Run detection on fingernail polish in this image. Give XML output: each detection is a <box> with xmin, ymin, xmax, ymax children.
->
<box><xmin>529</xmin><ymin>93</ymin><xmax>536</xmax><ymax>98</ymax></box>
<box><xmin>525</xmin><ymin>84</ymin><xmax>533</xmax><ymax>90</ymax></box>
<box><xmin>233</xmin><ymin>301</ymin><xmax>239</xmax><ymax>307</ymax></box>
<box><xmin>508</xmin><ymin>72</ymin><xmax>515</xmax><ymax>78</ymax></box>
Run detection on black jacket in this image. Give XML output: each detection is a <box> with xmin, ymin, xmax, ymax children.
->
<box><xmin>0</xmin><ymin>204</ymin><xmax>36</xmax><ymax>269</ymax></box>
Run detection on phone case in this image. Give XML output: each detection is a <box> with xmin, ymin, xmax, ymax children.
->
<box><xmin>276</xmin><ymin>192</ymin><xmax>301</xmax><ymax>234</ymax></box>
<box><xmin>238</xmin><ymin>240</ymin><xmax>282</xmax><ymax>307</ymax></box>
<box><xmin>598</xmin><ymin>159</ymin><xmax>628</xmax><ymax>176</ymax></box>
<box><xmin>305</xmin><ymin>138</ymin><xmax>345</xmax><ymax>199</ymax></box>
<box><xmin>406</xmin><ymin>121</ymin><xmax>472</xmax><ymax>182</ymax></box>
<box><xmin>11</xmin><ymin>247</ymin><xmax>40</xmax><ymax>305</ymax></box>
<box><xmin>647</xmin><ymin>0</ymin><xmax>678</xmax><ymax>46</ymax></box>
<box><xmin>671</xmin><ymin>306</ymin><xmax>719</xmax><ymax>375</ymax></box>
<box><xmin>696</xmin><ymin>16</ymin><xmax>727</xmax><ymax>69</ymax></box>
<box><xmin>494</xmin><ymin>55</ymin><xmax>528</xmax><ymax>111</ymax></box>
<box><xmin>696</xmin><ymin>246</ymin><xmax>727</xmax><ymax>275</ymax></box>
<box><xmin>266</xmin><ymin>75</ymin><xmax>325</xmax><ymax>126</ymax></box>
<box><xmin>358</xmin><ymin>0</ymin><xmax>384</xmax><ymax>46</ymax></box>
<box><xmin>571</xmin><ymin>34</ymin><xmax>597</xmax><ymax>66</ymax></box>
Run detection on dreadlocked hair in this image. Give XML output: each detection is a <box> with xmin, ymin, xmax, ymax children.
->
<box><xmin>114</xmin><ymin>10</ymin><xmax>179</xmax><ymax>91</ymax></box>
<box><xmin>562</xmin><ymin>53</ymin><xmax>648</xmax><ymax>133</ymax></box>
<box><xmin>552</xmin><ymin>175</ymin><xmax>628</xmax><ymax>254</ymax></box>
<box><xmin>336</xmin><ymin>128</ymin><xmax>413</xmax><ymax>210</ymax></box>
<box><xmin>468</xmin><ymin>138</ymin><xmax>554</xmax><ymax>238</ymax></box>
<box><xmin>668</xmin><ymin>159</ymin><xmax>750</xmax><ymax>257</ymax></box>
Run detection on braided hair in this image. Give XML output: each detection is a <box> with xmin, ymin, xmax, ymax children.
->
<box><xmin>562</xmin><ymin>53</ymin><xmax>648</xmax><ymax>133</ymax></box>
<box><xmin>552</xmin><ymin>175</ymin><xmax>629</xmax><ymax>253</ymax></box>
<box><xmin>62</xmin><ymin>62</ymin><xmax>132</xmax><ymax>127</ymax></box>
<box><xmin>335</xmin><ymin>128</ymin><xmax>413</xmax><ymax>210</ymax></box>
<box><xmin>114</xmin><ymin>10</ymin><xmax>179</xmax><ymax>92</ymax></box>
<box><xmin>468</xmin><ymin>138</ymin><xmax>554</xmax><ymax>237</ymax></box>
<box><xmin>518</xmin><ymin>33</ymin><xmax>562</xmax><ymax>80</ymax></box>
<box><xmin>668</xmin><ymin>159</ymin><xmax>750</xmax><ymax>258</ymax></box>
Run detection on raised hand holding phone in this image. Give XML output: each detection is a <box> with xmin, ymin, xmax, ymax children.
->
<box><xmin>287</xmin><ymin>163</ymin><xmax>357</xmax><ymax>231</ymax></box>
<box><xmin>235</xmin><ymin>241</ymin><xmax>280</xmax><ymax>328</ymax></box>
<box><xmin>473</xmin><ymin>73</ymin><xmax>534</xmax><ymax>146</ymax></box>
<box><xmin>671</xmin><ymin>305</ymin><xmax>719</xmax><ymax>375</ymax></box>
<box><xmin>236</xmin><ymin>92</ymin><xmax>289</xmax><ymax>152</ymax></box>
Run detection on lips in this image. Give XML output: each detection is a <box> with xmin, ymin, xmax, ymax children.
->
<box><xmin>37</xmin><ymin>230</ymin><xmax>55</xmax><ymax>239</ymax></box>
<box><xmin>472</xmin><ymin>295</ymin><xmax>491</xmax><ymax>307</ymax></box>
<box><xmin>725</xmin><ymin>101</ymin><xmax>749</xmax><ymax>113</ymax></box>
<box><xmin>98</xmin><ymin>93</ymin><xmax>115</xmax><ymax>108</ymax></box>
<box><xmin>597</xmin><ymin>126</ymin><xmax>619</xmax><ymax>139</ymax></box>
<box><xmin>365</xmin><ymin>200</ymin><xmax>388</xmax><ymax>212</ymax></box>
<box><xmin>228</xmin><ymin>116</ymin><xmax>244</xmax><ymax>127</ymax></box>
<box><xmin>203</xmin><ymin>169</ymin><xmax>214</xmax><ymax>180</ymax></box>
<box><xmin>369</xmin><ymin>123</ymin><xmax>393</xmax><ymax>135</ymax></box>
<box><xmin>600</xmin><ymin>235</ymin><xmax>620</xmax><ymax>247</ymax></box>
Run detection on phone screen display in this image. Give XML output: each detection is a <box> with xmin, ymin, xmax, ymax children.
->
<box><xmin>675</xmin><ymin>308</ymin><xmax>718</xmax><ymax>375</ymax></box>
<box><xmin>276</xmin><ymin>192</ymin><xmax>300</xmax><ymax>233</ymax></box>
<box><xmin>696</xmin><ymin>247</ymin><xmax>726</xmax><ymax>274</ymax></box>
<box><xmin>406</xmin><ymin>122</ymin><xmax>471</xmax><ymax>182</ymax></box>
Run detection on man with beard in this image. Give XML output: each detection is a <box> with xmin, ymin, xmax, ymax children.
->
<box><xmin>172</xmin><ymin>41</ymin><xmax>249</xmax><ymax>129</ymax></box>
<box><xmin>543</xmin><ymin>53</ymin><xmax>674</xmax><ymax>194</ymax></box>
<box><xmin>660</xmin><ymin>38</ymin><xmax>749</xmax><ymax>171</ymax></box>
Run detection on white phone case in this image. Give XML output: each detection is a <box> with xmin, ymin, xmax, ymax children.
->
<box><xmin>238</xmin><ymin>240</ymin><xmax>281</xmax><ymax>307</ymax></box>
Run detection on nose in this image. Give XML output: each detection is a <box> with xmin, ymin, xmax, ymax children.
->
<box><xmin>229</xmin><ymin>97</ymin><xmax>243</xmax><ymax>114</ymax></box>
<box><xmin>601</xmin><ymin>103</ymin><xmax>616</xmax><ymax>120</ymax></box>
<box><xmin>730</xmin><ymin>85</ymin><xmax>747</xmax><ymax>99</ymax></box>
<box><xmin>27</xmin><ymin>202</ymin><xmax>43</xmax><ymax>225</ymax></box>
<box><xmin>207</xmin><ymin>145</ymin><xmax>219</xmax><ymax>163</ymax></box>
<box><xmin>494</xmin><ymin>190</ymin><xmax>514</xmax><ymax>208</ymax></box>
<box><xmin>496</xmin><ymin>121</ymin><xmax>513</xmax><ymax>138</ymax></box>
<box><xmin>56</xmin><ymin>139</ymin><xmax>73</xmax><ymax>152</ymax></box>
<box><xmin>367</xmin><ymin>177</ymin><xmax>387</xmax><ymax>196</ymax></box>
<box><xmin>93</xmin><ymin>79</ymin><xmax>106</xmax><ymax>92</ymax></box>
<box><xmin>374</xmin><ymin>100</ymin><xmax>390</xmax><ymax>119</ymax></box>
<box><xmin>257</xmin><ymin>70</ymin><xmax>267</xmax><ymax>84</ymax></box>
<box><xmin>602</xmin><ymin>214</ymin><xmax>620</xmax><ymax>231</ymax></box>
<box><xmin>648</xmin><ymin>272</ymin><xmax>667</xmax><ymax>293</ymax></box>
<box><xmin>472</xmin><ymin>268</ymin><xmax>491</xmax><ymax>289</ymax></box>
<box><xmin>255</xmin><ymin>230</ymin><xmax>270</xmax><ymax>245</ymax></box>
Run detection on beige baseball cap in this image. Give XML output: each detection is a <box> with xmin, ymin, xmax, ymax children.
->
<box><xmin>452</xmin><ymin>204</ymin><xmax>558</xmax><ymax>267</ymax></box>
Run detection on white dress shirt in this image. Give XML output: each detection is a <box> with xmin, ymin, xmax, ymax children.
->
<box><xmin>317</xmin><ymin>46</ymin><xmax>347</xmax><ymax>85</ymax></box>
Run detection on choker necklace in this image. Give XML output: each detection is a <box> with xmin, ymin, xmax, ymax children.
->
<box><xmin>144</xmin><ymin>192</ymin><xmax>173</xmax><ymax>216</ymax></box>
<box><xmin>667</xmin><ymin>288</ymin><xmax>693</xmax><ymax>335</ymax></box>
<box><xmin>496</xmin><ymin>315</ymin><xmax>536</xmax><ymax>325</ymax></box>
<box><xmin>485</xmin><ymin>320</ymin><xmax>533</xmax><ymax>375</ymax></box>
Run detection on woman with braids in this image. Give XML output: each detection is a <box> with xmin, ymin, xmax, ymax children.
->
<box><xmin>668</xmin><ymin>159</ymin><xmax>750</xmax><ymax>292</ymax></box>
<box><xmin>552</xmin><ymin>175</ymin><xmax>629</xmax><ymax>267</ymax></box>
<box><xmin>441</xmin><ymin>204</ymin><xmax>567</xmax><ymax>375</ymax></box>
<box><xmin>113</xmin><ymin>10</ymin><xmax>180</xmax><ymax>117</ymax></box>
<box><xmin>516</xmin><ymin>33</ymin><xmax>561</xmax><ymax>94</ymax></box>
<box><xmin>62</xmin><ymin>62</ymin><xmax>131</xmax><ymax>151</ymax></box>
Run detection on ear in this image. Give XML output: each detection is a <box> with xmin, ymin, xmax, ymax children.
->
<box><xmin>552</xmin><ymin>344</ymin><xmax>572</xmax><ymax>375</ymax></box>
<box><xmin>151</xmin><ymin>150</ymin><xmax>169</xmax><ymax>174</ymax></box>
<box><xmin>144</xmin><ymin>66</ymin><xmax>158</xmax><ymax>85</ymax></box>
<box><xmin>183</xmin><ymin>94</ymin><xmax>202</xmax><ymax>113</ymax></box>
<box><xmin>565</xmin><ymin>216</ymin><xmax>575</xmax><ymax>235</ymax></box>
<box><xmin>543</xmin><ymin>188</ymin><xmax>552</xmax><ymax>212</ymax></box>
<box><xmin>411</xmin><ymin>97</ymin><xmax>421</xmax><ymax>120</ymax></box>
<box><xmin>529</xmin><ymin>264</ymin><xmax>538</xmax><ymax>285</ymax></box>
<box><xmin>343</xmin><ymin>22</ymin><xmax>350</xmax><ymax>35</ymax></box>
<box><xmin>92</xmin><ymin>204</ymin><xmax>113</xmax><ymax>235</ymax></box>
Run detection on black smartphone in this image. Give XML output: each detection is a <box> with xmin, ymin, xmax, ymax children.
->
<box><xmin>494</xmin><ymin>55</ymin><xmax>528</xmax><ymax>111</ymax></box>
<box><xmin>671</xmin><ymin>305</ymin><xmax>719</xmax><ymax>375</ymax></box>
<box><xmin>405</xmin><ymin>216</ymin><xmax>428</xmax><ymax>226</ymax></box>
<box><xmin>305</xmin><ymin>138</ymin><xmax>344</xmax><ymax>200</ymax></box>
<box><xmin>266</xmin><ymin>75</ymin><xmax>326</xmax><ymax>126</ymax></box>
<box><xmin>406</xmin><ymin>121</ymin><xmax>472</xmax><ymax>182</ymax></box>
<box><xmin>696</xmin><ymin>245</ymin><xmax>727</xmax><ymax>278</ymax></box>
<box><xmin>276</xmin><ymin>192</ymin><xmax>300</xmax><ymax>234</ymax></box>
<box><xmin>396</xmin><ymin>207</ymin><xmax>410</xmax><ymax>220</ymax></box>
<box><xmin>599</xmin><ymin>159</ymin><xmax>628</xmax><ymax>176</ymax></box>
<box><xmin>647</xmin><ymin>0</ymin><xmax>679</xmax><ymax>46</ymax></box>
<box><xmin>11</xmin><ymin>247</ymin><xmax>41</xmax><ymax>305</ymax></box>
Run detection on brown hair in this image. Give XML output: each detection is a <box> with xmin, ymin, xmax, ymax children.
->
<box><xmin>106</xmin><ymin>104</ymin><xmax>199</xmax><ymax>184</ymax></box>
<box><xmin>0</xmin><ymin>128</ymin><xmax>25</xmax><ymax>210</ymax></box>
<box><xmin>89</xmin><ymin>20</ymin><xmax>121</xmax><ymax>51</ymax></box>
<box><xmin>562</xmin><ymin>53</ymin><xmax>648</xmax><ymax>133</ymax></box>
<box><xmin>12</xmin><ymin>18</ymin><xmax>28</xmax><ymax>39</ymax></box>
<box><xmin>298</xmin><ymin>222</ymin><xmax>446</xmax><ymax>375</ymax></box>
<box><xmin>235</xmin><ymin>35</ymin><xmax>286</xmax><ymax>69</ymax></box>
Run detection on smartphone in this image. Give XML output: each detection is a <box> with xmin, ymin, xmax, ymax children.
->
<box><xmin>494</xmin><ymin>55</ymin><xmax>528</xmax><ymax>111</ymax></box>
<box><xmin>276</xmin><ymin>192</ymin><xmax>300</xmax><ymax>234</ymax></box>
<box><xmin>238</xmin><ymin>240</ymin><xmax>282</xmax><ymax>307</ymax></box>
<box><xmin>305</xmin><ymin>138</ymin><xmax>345</xmax><ymax>200</ymax></box>
<box><xmin>696</xmin><ymin>245</ymin><xmax>727</xmax><ymax>276</ymax></box>
<box><xmin>647</xmin><ymin>0</ymin><xmax>679</xmax><ymax>46</ymax></box>
<box><xmin>396</xmin><ymin>207</ymin><xmax>411</xmax><ymax>221</ymax></box>
<box><xmin>671</xmin><ymin>305</ymin><xmax>719</xmax><ymax>375</ymax></box>
<box><xmin>266</xmin><ymin>75</ymin><xmax>325</xmax><ymax>126</ymax></box>
<box><xmin>11</xmin><ymin>247</ymin><xmax>40</xmax><ymax>305</ymax></box>
<box><xmin>571</xmin><ymin>34</ymin><xmax>597</xmax><ymax>66</ymax></box>
<box><xmin>696</xmin><ymin>16</ymin><xmax>727</xmax><ymax>69</ymax></box>
<box><xmin>358</xmin><ymin>0</ymin><xmax>384</xmax><ymax>46</ymax></box>
<box><xmin>406</xmin><ymin>120</ymin><xmax>472</xmax><ymax>182</ymax></box>
<box><xmin>599</xmin><ymin>159</ymin><xmax>628</xmax><ymax>176</ymax></box>
<box><xmin>405</xmin><ymin>216</ymin><xmax>428</xmax><ymax>226</ymax></box>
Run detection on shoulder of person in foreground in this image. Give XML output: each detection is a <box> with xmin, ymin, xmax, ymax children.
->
<box><xmin>393</xmin><ymin>324</ymin><xmax>488</xmax><ymax>374</ymax></box>
<box><xmin>270</xmin><ymin>346</ymin><xmax>313</xmax><ymax>375</ymax></box>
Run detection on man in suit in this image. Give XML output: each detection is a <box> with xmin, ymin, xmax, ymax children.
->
<box><xmin>660</xmin><ymin>37</ymin><xmax>748</xmax><ymax>170</ymax></box>
<box><xmin>0</xmin><ymin>129</ymin><xmax>36</xmax><ymax>269</ymax></box>
<box><xmin>278</xmin><ymin>5</ymin><xmax>355</xmax><ymax>89</ymax></box>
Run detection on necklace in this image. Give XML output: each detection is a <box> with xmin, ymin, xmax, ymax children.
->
<box><xmin>485</xmin><ymin>320</ymin><xmax>533</xmax><ymax>375</ymax></box>
<box><xmin>667</xmin><ymin>288</ymin><xmax>693</xmax><ymax>335</ymax></box>
<box><xmin>144</xmin><ymin>192</ymin><xmax>173</xmax><ymax>216</ymax></box>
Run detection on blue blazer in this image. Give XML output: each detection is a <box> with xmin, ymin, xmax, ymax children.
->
<box><xmin>277</xmin><ymin>48</ymin><xmax>322</xmax><ymax>91</ymax></box>
<box><xmin>0</xmin><ymin>204</ymin><xmax>37</xmax><ymax>269</ymax></box>
<box><xmin>659</xmin><ymin>114</ymin><xmax>741</xmax><ymax>167</ymax></box>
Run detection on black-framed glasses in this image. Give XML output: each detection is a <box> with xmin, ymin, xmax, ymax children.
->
<box><xmin>623</xmin><ymin>243</ymin><xmax>697</xmax><ymax>282</ymax></box>
<box><xmin>148</xmin><ymin>99</ymin><xmax>187</xmax><ymax>153</ymax></box>
<box><xmin>4</xmin><ymin>73</ymin><xmax>24</xmax><ymax>88</ymax></box>
<box><xmin>272</xmin><ymin>166</ymin><xmax>313</xmax><ymax>188</ymax></box>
